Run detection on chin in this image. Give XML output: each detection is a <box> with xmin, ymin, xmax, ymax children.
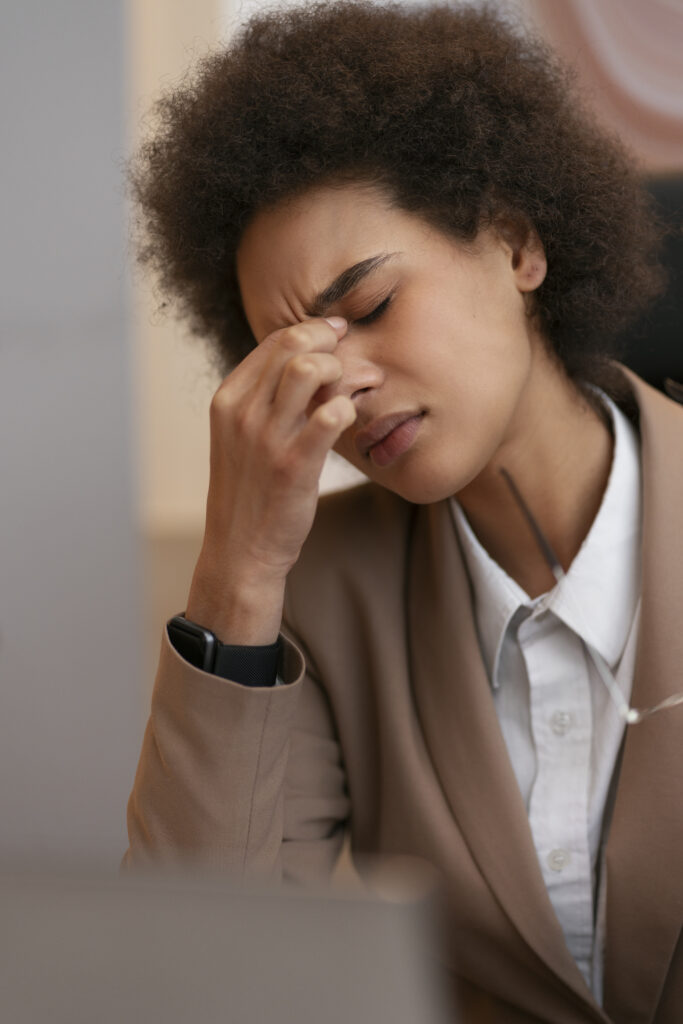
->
<box><xmin>378</xmin><ymin>461</ymin><xmax>477</xmax><ymax>506</ymax></box>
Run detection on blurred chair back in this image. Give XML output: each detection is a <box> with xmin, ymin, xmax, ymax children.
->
<box><xmin>617</xmin><ymin>175</ymin><xmax>683</xmax><ymax>394</ymax></box>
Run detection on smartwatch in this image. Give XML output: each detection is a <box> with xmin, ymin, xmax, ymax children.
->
<box><xmin>166</xmin><ymin>614</ymin><xmax>280</xmax><ymax>686</ymax></box>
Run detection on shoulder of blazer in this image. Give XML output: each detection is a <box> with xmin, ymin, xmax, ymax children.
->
<box><xmin>615</xmin><ymin>362</ymin><xmax>683</xmax><ymax>438</ymax></box>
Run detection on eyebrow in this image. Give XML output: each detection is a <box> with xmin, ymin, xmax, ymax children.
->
<box><xmin>309</xmin><ymin>252</ymin><xmax>399</xmax><ymax>316</ymax></box>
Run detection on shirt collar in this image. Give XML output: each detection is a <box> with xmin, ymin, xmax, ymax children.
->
<box><xmin>450</xmin><ymin>390</ymin><xmax>642</xmax><ymax>688</ymax></box>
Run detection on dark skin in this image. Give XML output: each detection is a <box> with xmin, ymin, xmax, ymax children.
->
<box><xmin>186</xmin><ymin>184</ymin><xmax>614</xmax><ymax>643</ymax></box>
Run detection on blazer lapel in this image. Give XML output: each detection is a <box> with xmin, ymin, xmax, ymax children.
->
<box><xmin>603</xmin><ymin>371</ymin><xmax>683</xmax><ymax>1021</ymax></box>
<box><xmin>407</xmin><ymin>498</ymin><xmax>601</xmax><ymax>1010</ymax></box>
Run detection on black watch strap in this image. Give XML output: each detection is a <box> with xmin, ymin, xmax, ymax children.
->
<box><xmin>167</xmin><ymin>614</ymin><xmax>280</xmax><ymax>687</ymax></box>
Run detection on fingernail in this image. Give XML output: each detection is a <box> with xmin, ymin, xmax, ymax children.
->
<box><xmin>325</xmin><ymin>316</ymin><xmax>347</xmax><ymax>330</ymax></box>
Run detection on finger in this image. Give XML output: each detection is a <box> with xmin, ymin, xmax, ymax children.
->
<box><xmin>255</xmin><ymin>317</ymin><xmax>347</xmax><ymax>402</ymax></box>
<box><xmin>222</xmin><ymin>316</ymin><xmax>346</xmax><ymax>394</ymax></box>
<box><xmin>270</xmin><ymin>352</ymin><xmax>342</xmax><ymax>427</ymax></box>
<box><xmin>290</xmin><ymin>395</ymin><xmax>358</xmax><ymax>479</ymax></box>
<box><xmin>209</xmin><ymin>317</ymin><xmax>347</xmax><ymax>440</ymax></box>
<box><xmin>267</xmin><ymin>316</ymin><xmax>347</xmax><ymax>353</ymax></box>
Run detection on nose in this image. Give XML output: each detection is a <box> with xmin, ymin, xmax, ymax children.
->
<box><xmin>312</xmin><ymin>343</ymin><xmax>385</xmax><ymax>410</ymax></box>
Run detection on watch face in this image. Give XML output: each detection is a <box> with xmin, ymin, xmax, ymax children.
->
<box><xmin>167</xmin><ymin>616</ymin><xmax>216</xmax><ymax>672</ymax></box>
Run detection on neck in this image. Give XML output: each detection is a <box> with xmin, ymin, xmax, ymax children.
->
<box><xmin>456</xmin><ymin>346</ymin><xmax>615</xmax><ymax>599</ymax></box>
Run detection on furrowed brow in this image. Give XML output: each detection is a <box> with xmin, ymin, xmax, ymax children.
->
<box><xmin>310</xmin><ymin>253</ymin><xmax>398</xmax><ymax>316</ymax></box>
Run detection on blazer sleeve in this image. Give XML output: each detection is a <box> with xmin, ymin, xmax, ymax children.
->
<box><xmin>122</xmin><ymin>623</ymin><xmax>350</xmax><ymax>883</ymax></box>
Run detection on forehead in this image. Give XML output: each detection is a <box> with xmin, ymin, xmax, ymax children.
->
<box><xmin>235</xmin><ymin>183</ymin><xmax>430</xmax><ymax>338</ymax></box>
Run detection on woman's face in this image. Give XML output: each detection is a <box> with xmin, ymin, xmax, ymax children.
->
<box><xmin>236</xmin><ymin>183</ymin><xmax>547</xmax><ymax>504</ymax></box>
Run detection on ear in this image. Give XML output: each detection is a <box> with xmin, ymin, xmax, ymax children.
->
<box><xmin>496</xmin><ymin>220</ymin><xmax>547</xmax><ymax>293</ymax></box>
<box><xmin>512</xmin><ymin>231</ymin><xmax>547</xmax><ymax>293</ymax></box>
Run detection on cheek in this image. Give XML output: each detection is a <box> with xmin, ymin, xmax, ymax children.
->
<box><xmin>434</xmin><ymin>298</ymin><xmax>532</xmax><ymax>404</ymax></box>
<box><xmin>443</xmin><ymin>344</ymin><xmax>532</xmax><ymax>449</ymax></box>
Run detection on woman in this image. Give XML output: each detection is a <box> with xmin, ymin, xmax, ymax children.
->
<box><xmin>125</xmin><ymin>3</ymin><xmax>683</xmax><ymax>1020</ymax></box>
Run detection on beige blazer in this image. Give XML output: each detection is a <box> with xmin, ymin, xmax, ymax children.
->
<box><xmin>126</xmin><ymin>368</ymin><xmax>683</xmax><ymax>1022</ymax></box>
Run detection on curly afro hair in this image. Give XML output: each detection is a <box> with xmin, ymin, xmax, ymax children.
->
<box><xmin>131</xmin><ymin>0</ymin><xmax>664</xmax><ymax>390</ymax></box>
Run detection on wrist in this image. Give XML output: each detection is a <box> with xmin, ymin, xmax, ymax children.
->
<box><xmin>186</xmin><ymin>564</ymin><xmax>285</xmax><ymax>646</ymax></box>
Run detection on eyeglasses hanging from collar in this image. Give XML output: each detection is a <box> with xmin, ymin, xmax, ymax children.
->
<box><xmin>499</xmin><ymin>466</ymin><xmax>683</xmax><ymax>725</ymax></box>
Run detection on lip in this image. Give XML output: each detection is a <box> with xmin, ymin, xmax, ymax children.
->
<box><xmin>354</xmin><ymin>409</ymin><xmax>425</xmax><ymax>457</ymax></box>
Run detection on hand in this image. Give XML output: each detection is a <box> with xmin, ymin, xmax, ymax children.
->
<box><xmin>186</xmin><ymin>316</ymin><xmax>356</xmax><ymax>643</ymax></box>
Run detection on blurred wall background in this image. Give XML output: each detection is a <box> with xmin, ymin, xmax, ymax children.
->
<box><xmin>0</xmin><ymin>1</ymin><xmax>141</xmax><ymax>871</ymax></box>
<box><xmin>1</xmin><ymin>0</ymin><xmax>681</xmax><ymax>873</ymax></box>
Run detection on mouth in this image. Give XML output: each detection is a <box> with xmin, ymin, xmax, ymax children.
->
<box><xmin>354</xmin><ymin>410</ymin><xmax>425</xmax><ymax>468</ymax></box>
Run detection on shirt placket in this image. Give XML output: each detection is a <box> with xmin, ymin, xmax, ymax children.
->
<box><xmin>519</xmin><ymin>611</ymin><xmax>595</xmax><ymax>987</ymax></box>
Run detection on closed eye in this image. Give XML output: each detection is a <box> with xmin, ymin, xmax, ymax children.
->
<box><xmin>354</xmin><ymin>293</ymin><xmax>393</xmax><ymax>327</ymax></box>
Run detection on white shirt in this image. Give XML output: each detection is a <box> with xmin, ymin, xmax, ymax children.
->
<box><xmin>450</xmin><ymin>391</ymin><xmax>642</xmax><ymax>1002</ymax></box>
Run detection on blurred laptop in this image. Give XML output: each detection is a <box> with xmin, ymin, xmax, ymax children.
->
<box><xmin>0</xmin><ymin>870</ymin><xmax>455</xmax><ymax>1023</ymax></box>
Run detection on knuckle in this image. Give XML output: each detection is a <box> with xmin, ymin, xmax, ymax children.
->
<box><xmin>209</xmin><ymin>387</ymin><xmax>233</xmax><ymax>420</ymax></box>
<box><xmin>287</xmin><ymin>355</ymin><xmax>317</xmax><ymax>380</ymax></box>
<box><xmin>233</xmin><ymin>400</ymin><xmax>257</xmax><ymax>437</ymax></box>
<box><xmin>313</xmin><ymin>404</ymin><xmax>339</xmax><ymax>430</ymax></box>
<box><xmin>281</xmin><ymin>326</ymin><xmax>310</xmax><ymax>353</ymax></box>
<box><xmin>271</xmin><ymin>450</ymin><xmax>298</xmax><ymax>485</ymax></box>
<box><xmin>317</xmin><ymin>396</ymin><xmax>354</xmax><ymax>430</ymax></box>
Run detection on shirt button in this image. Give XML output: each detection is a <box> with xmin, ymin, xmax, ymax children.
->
<box><xmin>550</xmin><ymin>710</ymin><xmax>573</xmax><ymax>736</ymax></box>
<box><xmin>547</xmin><ymin>848</ymin><xmax>570</xmax><ymax>872</ymax></box>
